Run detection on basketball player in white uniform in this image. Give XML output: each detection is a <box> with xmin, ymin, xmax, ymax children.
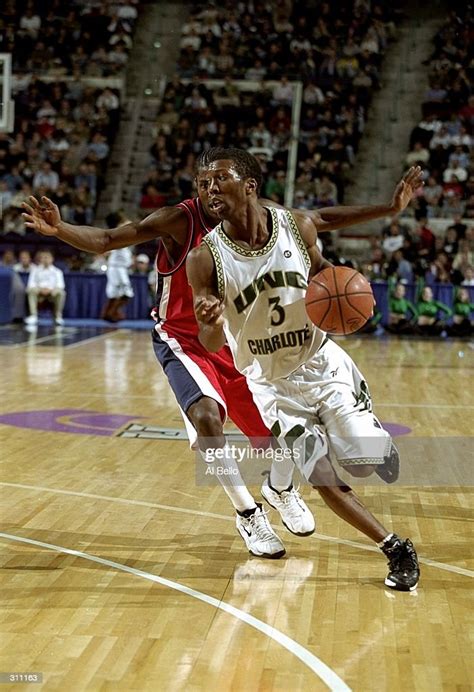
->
<box><xmin>187</xmin><ymin>147</ymin><xmax>421</xmax><ymax>591</ymax></box>
<box><xmin>102</xmin><ymin>212</ymin><xmax>135</xmax><ymax>321</ymax></box>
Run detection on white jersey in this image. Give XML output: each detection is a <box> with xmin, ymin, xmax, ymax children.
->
<box><xmin>204</xmin><ymin>207</ymin><xmax>325</xmax><ymax>382</ymax></box>
<box><xmin>107</xmin><ymin>247</ymin><xmax>133</xmax><ymax>269</ymax></box>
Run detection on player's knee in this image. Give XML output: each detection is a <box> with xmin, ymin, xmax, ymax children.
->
<box><xmin>308</xmin><ymin>455</ymin><xmax>339</xmax><ymax>487</ymax></box>
<box><xmin>188</xmin><ymin>398</ymin><xmax>224</xmax><ymax>439</ymax></box>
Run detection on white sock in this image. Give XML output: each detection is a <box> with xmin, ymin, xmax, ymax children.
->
<box><xmin>269</xmin><ymin>453</ymin><xmax>295</xmax><ymax>492</ymax></box>
<box><xmin>377</xmin><ymin>533</ymin><xmax>394</xmax><ymax>548</ymax></box>
<box><xmin>201</xmin><ymin>444</ymin><xmax>257</xmax><ymax>513</ymax></box>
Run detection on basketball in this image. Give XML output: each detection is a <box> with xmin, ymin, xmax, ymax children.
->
<box><xmin>305</xmin><ymin>266</ymin><xmax>375</xmax><ymax>335</ymax></box>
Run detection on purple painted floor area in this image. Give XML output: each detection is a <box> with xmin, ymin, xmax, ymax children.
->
<box><xmin>0</xmin><ymin>409</ymin><xmax>143</xmax><ymax>436</ymax></box>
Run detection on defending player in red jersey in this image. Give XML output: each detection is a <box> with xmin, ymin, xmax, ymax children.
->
<box><xmin>22</xmin><ymin>166</ymin><xmax>421</xmax><ymax>558</ymax></box>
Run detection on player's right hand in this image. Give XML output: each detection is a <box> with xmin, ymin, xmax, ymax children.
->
<box><xmin>21</xmin><ymin>196</ymin><xmax>62</xmax><ymax>236</ymax></box>
<box><xmin>195</xmin><ymin>295</ymin><xmax>225</xmax><ymax>327</ymax></box>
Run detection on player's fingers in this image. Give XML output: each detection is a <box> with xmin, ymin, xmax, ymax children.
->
<box><xmin>41</xmin><ymin>196</ymin><xmax>56</xmax><ymax>209</ymax></box>
<box><xmin>27</xmin><ymin>195</ymin><xmax>41</xmax><ymax>209</ymax></box>
<box><xmin>21</xmin><ymin>203</ymin><xmax>35</xmax><ymax>215</ymax></box>
<box><xmin>21</xmin><ymin>212</ymin><xmax>34</xmax><ymax>223</ymax></box>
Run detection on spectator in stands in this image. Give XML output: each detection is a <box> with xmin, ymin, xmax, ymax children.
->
<box><xmin>96</xmin><ymin>88</ymin><xmax>120</xmax><ymax>112</ymax></box>
<box><xmin>13</xmin><ymin>250</ymin><xmax>35</xmax><ymax>273</ymax></box>
<box><xmin>140</xmin><ymin>185</ymin><xmax>167</xmax><ymax>211</ymax></box>
<box><xmin>382</xmin><ymin>220</ymin><xmax>405</xmax><ymax>256</ymax></box>
<box><xmin>386</xmin><ymin>282</ymin><xmax>417</xmax><ymax>335</ymax></box>
<box><xmin>405</xmin><ymin>142</ymin><xmax>430</xmax><ymax>167</ymax></box>
<box><xmin>0</xmin><ymin>180</ymin><xmax>13</xmax><ymax>212</ymax></box>
<box><xmin>272</xmin><ymin>76</ymin><xmax>294</xmax><ymax>107</ymax></box>
<box><xmin>0</xmin><ymin>249</ymin><xmax>16</xmax><ymax>267</ymax></box>
<box><xmin>413</xmin><ymin>217</ymin><xmax>436</xmax><ymax>262</ymax></box>
<box><xmin>415</xmin><ymin>286</ymin><xmax>452</xmax><ymax>336</ymax></box>
<box><xmin>33</xmin><ymin>162</ymin><xmax>60</xmax><ymax>193</ymax></box>
<box><xmin>443</xmin><ymin>227</ymin><xmax>459</xmax><ymax>259</ymax></box>
<box><xmin>441</xmin><ymin>191</ymin><xmax>465</xmax><ymax>219</ymax></box>
<box><xmin>87</xmin><ymin>133</ymin><xmax>110</xmax><ymax>161</ymax></box>
<box><xmin>386</xmin><ymin>249</ymin><xmax>414</xmax><ymax>283</ymax></box>
<box><xmin>25</xmin><ymin>250</ymin><xmax>66</xmax><ymax>327</ymax></box>
<box><xmin>443</xmin><ymin>157</ymin><xmax>468</xmax><ymax>184</ymax></box>
<box><xmin>461</xmin><ymin>266</ymin><xmax>474</xmax><ymax>287</ymax></box>
<box><xmin>132</xmin><ymin>253</ymin><xmax>150</xmax><ymax>275</ymax></box>
<box><xmin>447</xmin><ymin>287</ymin><xmax>473</xmax><ymax>337</ymax></box>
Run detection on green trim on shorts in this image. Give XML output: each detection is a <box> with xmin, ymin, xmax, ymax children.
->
<box><xmin>338</xmin><ymin>458</ymin><xmax>385</xmax><ymax>466</ymax></box>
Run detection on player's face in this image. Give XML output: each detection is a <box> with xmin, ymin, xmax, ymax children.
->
<box><xmin>196</xmin><ymin>159</ymin><xmax>252</xmax><ymax>220</ymax></box>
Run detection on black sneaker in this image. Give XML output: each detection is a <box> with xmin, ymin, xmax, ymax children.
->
<box><xmin>382</xmin><ymin>536</ymin><xmax>420</xmax><ymax>591</ymax></box>
<box><xmin>375</xmin><ymin>442</ymin><xmax>400</xmax><ymax>484</ymax></box>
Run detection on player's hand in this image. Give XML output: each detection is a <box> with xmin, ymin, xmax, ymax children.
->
<box><xmin>21</xmin><ymin>196</ymin><xmax>62</xmax><ymax>236</ymax></box>
<box><xmin>195</xmin><ymin>296</ymin><xmax>225</xmax><ymax>327</ymax></box>
<box><xmin>390</xmin><ymin>166</ymin><xmax>424</xmax><ymax>213</ymax></box>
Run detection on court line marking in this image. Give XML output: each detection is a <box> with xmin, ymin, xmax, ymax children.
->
<box><xmin>1</xmin><ymin>482</ymin><xmax>473</xmax><ymax>579</ymax></box>
<box><xmin>0</xmin><ymin>330</ymin><xmax>116</xmax><ymax>350</ymax></box>
<box><xmin>62</xmin><ymin>332</ymin><xmax>117</xmax><ymax>350</ymax></box>
<box><xmin>0</xmin><ymin>531</ymin><xmax>351</xmax><ymax>692</ymax></box>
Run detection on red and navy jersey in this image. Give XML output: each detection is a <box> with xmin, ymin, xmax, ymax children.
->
<box><xmin>153</xmin><ymin>198</ymin><xmax>214</xmax><ymax>339</ymax></box>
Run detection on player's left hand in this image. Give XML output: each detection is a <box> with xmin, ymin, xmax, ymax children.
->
<box><xmin>195</xmin><ymin>296</ymin><xmax>224</xmax><ymax>327</ymax></box>
<box><xmin>390</xmin><ymin>166</ymin><xmax>424</xmax><ymax>213</ymax></box>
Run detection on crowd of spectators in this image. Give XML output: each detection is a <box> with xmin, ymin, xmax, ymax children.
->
<box><xmin>360</xmin><ymin>216</ymin><xmax>473</xmax><ymax>287</ymax></box>
<box><xmin>139</xmin><ymin>0</ymin><xmax>401</xmax><ymax>215</ymax></box>
<box><xmin>362</xmin><ymin>4</ymin><xmax>474</xmax><ymax>302</ymax></box>
<box><xmin>0</xmin><ymin>0</ymin><xmax>138</xmax><ymax>257</ymax></box>
<box><xmin>402</xmin><ymin>6</ymin><xmax>473</xmax><ymax>221</ymax></box>
<box><xmin>1</xmin><ymin>0</ymin><xmax>137</xmax><ymax>76</ymax></box>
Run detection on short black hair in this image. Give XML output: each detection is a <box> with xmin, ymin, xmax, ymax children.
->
<box><xmin>197</xmin><ymin>146</ymin><xmax>263</xmax><ymax>195</ymax></box>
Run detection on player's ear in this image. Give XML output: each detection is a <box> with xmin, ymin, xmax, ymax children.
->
<box><xmin>246</xmin><ymin>178</ymin><xmax>257</xmax><ymax>195</ymax></box>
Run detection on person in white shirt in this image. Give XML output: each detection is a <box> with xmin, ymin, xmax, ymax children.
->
<box><xmin>33</xmin><ymin>162</ymin><xmax>60</xmax><ymax>193</ymax></box>
<box><xmin>25</xmin><ymin>250</ymin><xmax>66</xmax><ymax>326</ymax></box>
<box><xmin>101</xmin><ymin>212</ymin><xmax>135</xmax><ymax>321</ymax></box>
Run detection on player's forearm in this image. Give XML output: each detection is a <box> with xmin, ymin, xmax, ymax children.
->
<box><xmin>198</xmin><ymin>324</ymin><xmax>226</xmax><ymax>352</ymax></box>
<box><xmin>315</xmin><ymin>204</ymin><xmax>396</xmax><ymax>232</ymax></box>
<box><xmin>55</xmin><ymin>221</ymin><xmax>113</xmax><ymax>253</ymax></box>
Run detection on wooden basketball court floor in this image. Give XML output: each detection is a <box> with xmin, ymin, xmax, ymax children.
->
<box><xmin>1</xmin><ymin>326</ymin><xmax>472</xmax><ymax>691</ymax></box>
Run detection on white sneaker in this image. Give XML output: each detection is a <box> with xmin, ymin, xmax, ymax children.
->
<box><xmin>24</xmin><ymin>315</ymin><xmax>38</xmax><ymax>326</ymax></box>
<box><xmin>261</xmin><ymin>478</ymin><xmax>315</xmax><ymax>536</ymax></box>
<box><xmin>55</xmin><ymin>317</ymin><xmax>64</xmax><ymax>326</ymax></box>
<box><xmin>236</xmin><ymin>504</ymin><xmax>286</xmax><ymax>559</ymax></box>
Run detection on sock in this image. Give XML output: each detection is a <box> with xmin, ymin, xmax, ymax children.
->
<box><xmin>200</xmin><ymin>444</ymin><xmax>257</xmax><ymax>513</ymax></box>
<box><xmin>237</xmin><ymin>503</ymin><xmax>262</xmax><ymax>518</ymax></box>
<box><xmin>269</xmin><ymin>453</ymin><xmax>295</xmax><ymax>493</ymax></box>
<box><xmin>377</xmin><ymin>533</ymin><xmax>395</xmax><ymax>549</ymax></box>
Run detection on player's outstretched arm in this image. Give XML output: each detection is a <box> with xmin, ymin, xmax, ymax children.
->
<box><xmin>186</xmin><ymin>244</ymin><xmax>226</xmax><ymax>353</ymax></box>
<box><xmin>21</xmin><ymin>196</ymin><xmax>189</xmax><ymax>253</ymax></box>
<box><xmin>303</xmin><ymin>166</ymin><xmax>424</xmax><ymax>233</ymax></box>
<box><xmin>291</xmin><ymin>212</ymin><xmax>334</xmax><ymax>278</ymax></box>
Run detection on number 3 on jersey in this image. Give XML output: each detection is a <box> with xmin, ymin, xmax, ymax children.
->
<box><xmin>268</xmin><ymin>296</ymin><xmax>285</xmax><ymax>326</ymax></box>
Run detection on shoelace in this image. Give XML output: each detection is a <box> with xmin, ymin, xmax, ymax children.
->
<box><xmin>387</xmin><ymin>540</ymin><xmax>418</xmax><ymax>572</ymax></box>
<box><xmin>248</xmin><ymin>508</ymin><xmax>278</xmax><ymax>542</ymax></box>
<box><xmin>398</xmin><ymin>542</ymin><xmax>419</xmax><ymax>571</ymax></box>
<box><xmin>280</xmin><ymin>487</ymin><xmax>305</xmax><ymax>519</ymax></box>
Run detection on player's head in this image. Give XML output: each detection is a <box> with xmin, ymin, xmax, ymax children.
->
<box><xmin>196</xmin><ymin>147</ymin><xmax>263</xmax><ymax>219</ymax></box>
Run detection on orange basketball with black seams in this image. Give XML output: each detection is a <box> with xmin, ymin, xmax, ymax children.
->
<box><xmin>305</xmin><ymin>266</ymin><xmax>375</xmax><ymax>335</ymax></box>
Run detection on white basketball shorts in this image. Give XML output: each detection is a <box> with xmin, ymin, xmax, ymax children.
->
<box><xmin>106</xmin><ymin>267</ymin><xmax>134</xmax><ymax>299</ymax></box>
<box><xmin>246</xmin><ymin>338</ymin><xmax>392</xmax><ymax>480</ymax></box>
